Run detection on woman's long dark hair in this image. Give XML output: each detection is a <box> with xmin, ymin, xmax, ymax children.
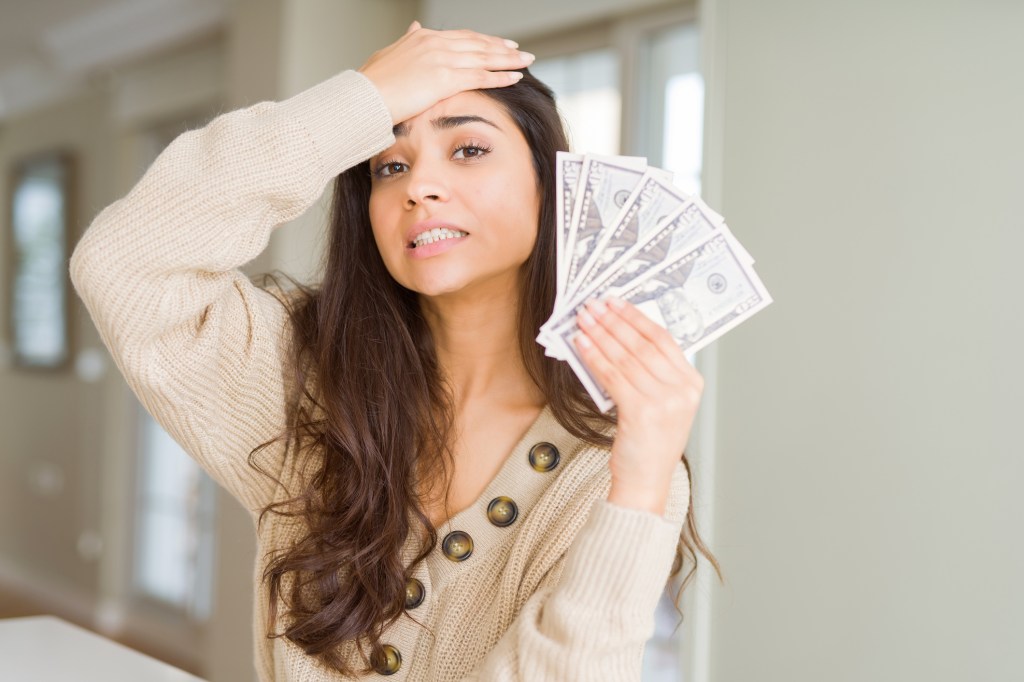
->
<box><xmin>250</xmin><ymin>68</ymin><xmax>722</xmax><ymax>675</ymax></box>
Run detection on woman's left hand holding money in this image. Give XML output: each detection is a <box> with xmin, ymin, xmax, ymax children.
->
<box><xmin>573</xmin><ymin>297</ymin><xmax>703</xmax><ymax>517</ymax></box>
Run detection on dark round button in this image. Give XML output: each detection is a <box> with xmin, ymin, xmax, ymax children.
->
<box><xmin>486</xmin><ymin>496</ymin><xmax>519</xmax><ymax>527</ymax></box>
<box><xmin>373</xmin><ymin>644</ymin><xmax>401</xmax><ymax>675</ymax></box>
<box><xmin>405</xmin><ymin>577</ymin><xmax>425</xmax><ymax>610</ymax></box>
<box><xmin>442</xmin><ymin>530</ymin><xmax>473</xmax><ymax>562</ymax></box>
<box><xmin>528</xmin><ymin>442</ymin><xmax>560</xmax><ymax>472</ymax></box>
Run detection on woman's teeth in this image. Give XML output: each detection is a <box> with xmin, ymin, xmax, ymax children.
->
<box><xmin>412</xmin><ymin>227</ymin><xmax>468</xmax><ymax>248</ymax></box>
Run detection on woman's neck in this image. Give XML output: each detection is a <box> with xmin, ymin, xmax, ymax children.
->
<box><xmin>419</xmin><ymin>279</ymin><xmax>543</xmax><ymax>412</ymax></box>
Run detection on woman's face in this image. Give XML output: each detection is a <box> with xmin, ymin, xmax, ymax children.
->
<box><xmin>368</xmin><ymin>91</ymin><xmax>540</xmax><ymax>298</ymax></box>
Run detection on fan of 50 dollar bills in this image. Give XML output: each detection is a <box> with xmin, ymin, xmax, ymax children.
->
<box><xmin>539</xmin><ymin>151</ymin><xmax>773</xmax><ymax>412</ymax></box>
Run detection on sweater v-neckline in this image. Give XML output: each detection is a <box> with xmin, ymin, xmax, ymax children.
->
<box><xmin>449</xmin><ymin>402</ymin><xmax>550</xmax><ymax>519</ymax></box>
<box><xmin>424</xmin><ymin>401</ymin><xmax>549</xmax><ymax>527</ymax></box>
<box><xmin>408</xmin><ymin>402</ymin><xmax>586</xmax><ymax>589</ymax></box>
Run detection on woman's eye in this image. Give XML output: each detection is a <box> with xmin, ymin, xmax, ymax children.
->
<box><xmin>375</xmin><ymin>161</ymin><xmax>407</xmax><ymax>178</ymax></box>
<box><xmin>452</xmin><ymin>145</ymin><xmax>490</xmax><ymax>160</ymax></box>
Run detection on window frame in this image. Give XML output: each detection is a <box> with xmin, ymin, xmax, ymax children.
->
<box><xmin>521</xmin><ymin>4</ymin><xmax>717</xmax><ymax>681</ymax></box>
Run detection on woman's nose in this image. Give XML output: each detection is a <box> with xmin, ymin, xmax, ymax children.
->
<box><xmin>404</xmin><ymin>161</ymin><xmax>450</xmax><ymax>208</ymax></box>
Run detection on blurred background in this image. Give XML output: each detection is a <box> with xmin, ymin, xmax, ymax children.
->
<box><xmin>0</xmin><ymin>0</ymin><xmax>1020</xmax><ymax>680</ymax></box>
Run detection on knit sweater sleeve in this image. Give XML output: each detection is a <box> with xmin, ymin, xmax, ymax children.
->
<box><xmin>463</xmin><ymin>464</ymin><xmax>691</xmax><ymax>681</ymax></box>
<box><xmin>69</xmin><ymin>70</ymin><xmax>395</xmax><ymax>514</ymax></box>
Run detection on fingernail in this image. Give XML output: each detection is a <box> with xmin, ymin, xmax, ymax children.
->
<box><xmin>504</xmin><ymin>38</ymin><xmax>519</xmax><ymax>48</ymax></box>
<box><xmin>509</xmin><ymin>71</ymin><xmax>524</xmax><ymax>81</ymax></box>
<box><xmin>588</xmin><ymin>299</ymin><xmax>608</xmax><ymax>317</ymax></box>
<box><xmin>607</xmin><ymin>296</ymin><xmax>626</xmax><ymax>310</ymax></box>
<box><xmin>519</xmin><ymin>51</ymin><xmax>536</xmax><ymax>63</ymax></box>
<box><xmin>574</xmin><ymin>333</ymin><xmax>592</xmax><ymax>349</ymax></box>
<box><xmin>578</xmin><ymin>309</ymin><xmax>596</xmax><ymax>328</ymax></box>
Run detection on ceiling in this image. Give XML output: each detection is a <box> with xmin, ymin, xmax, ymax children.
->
<box><xmin>0</xmin><ymin>0</ymin><xmax>228</xmax><ymax>121</ymax></box>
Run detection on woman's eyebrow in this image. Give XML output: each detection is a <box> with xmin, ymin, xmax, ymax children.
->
<box><xmin>393</xmin><ymin>115</ymin><xmax>501</xmax><ymax>137</ymax></box>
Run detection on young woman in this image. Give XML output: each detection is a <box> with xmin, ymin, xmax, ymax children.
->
<box><xmin>70</xmin><ymin>21</ymin><xmax>719</xmax><ymax>681</ymax></box>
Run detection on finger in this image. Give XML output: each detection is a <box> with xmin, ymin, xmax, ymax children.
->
<box><xmin>437</xmin><ymin>28</ymin><xmax>519</xmax><ymax>49</ymax></box>
<box><xmin>605</xmin><ymin>296</ymin><xmax>694</xmax><ymax>374</ymax></box>
<box><xmin>572</xmin><ymin>330</ymin><xmax>640</xmax><ymax>406</ymax></box>
<box><xmin>585</xmin><ymin>298</ymin><xmax>682</xmax><ymax>383</ymax></box>
<box><xmin>450</xmin><ymin>49</ymin><xmax>536</xmax><ymax>71</ymax></box>
<box><xmin>576</xmin><ymin>307</ymin><xmax>661</xmax><ymax>397</ymax></box>
<box><xmin>471</xmin><ymin>69</ymin><xmax>525</xmax><ymax>90</ymax></box>
<box><xmin>408</xmin><ymin>34</ymin><xmax>530</xmax><ymax>73</ymax></box>
<box><xmin>438</xmin><ymin>37</ymin><xmax>530</xmax><ymax>64</ymax></box>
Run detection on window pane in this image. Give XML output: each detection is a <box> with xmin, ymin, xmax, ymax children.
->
<box><xmin>642</xmin><ymin>20</ymin><xmax>703</xmax><ymax>682</ymax></box>
<box><xmin>139</xmin><ymin>419</ymin><xmax>195</xmax><ymax>508</ymax></box>
<box><xmin>643</xmin><ymin>640</ymin><xmax>683</xmax><ymax>682</ymax></box>
<box><xmin>651</xmin><ymin>23</ymin><xmax>704</xmax><ymax>195</ymax></box>
<box><xmin>11</xmin><ymin>157</ymin><xmax>68</xmax><ymax>366</ymax></box>
<box><xmin>133</xmin><ymin>412</ymin><xmax>215</xmax><ymax>619</ymax></box>
<box><xmin>664</xmin><ymin>72</ymin><xmax>704</xmax><ymax>195</ymax></box>
<box><xmin>136</xmin><ymin>508</ymin><xmax>191</xmax><ymax>605</ymax></box>
<box><xmin>531</xmin><ymin>49</ymin><xmax>621</xmax><ymax>155</ymax></box>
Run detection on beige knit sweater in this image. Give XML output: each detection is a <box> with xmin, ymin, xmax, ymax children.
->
<box><xmin>69</xmin><ymin>69</ymin><xmax>691</xmax><ymax>681</ymax></box>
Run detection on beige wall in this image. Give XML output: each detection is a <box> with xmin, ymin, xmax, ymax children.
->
<box><xmin>0</xmin><ymin>85</ymin><xmax>114</xmax><ymax>603</ymax></box>
<box><xmin>703</xmin><ymin>0</ymin><xmax>1024</xmax><ymax>679</ymax></box>
<box><xmin>0</xmin><ymin>32</ymin><xmax>230</xmax><ymax>673</ymax></box>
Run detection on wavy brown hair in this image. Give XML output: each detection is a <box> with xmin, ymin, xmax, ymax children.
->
<box><xmin>249</xmin><ymin>68</ymin><xmax>722</xmax><ymax>675</ymax></box>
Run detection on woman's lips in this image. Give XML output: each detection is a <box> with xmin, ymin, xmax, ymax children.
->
<box><xmin>406</xmin><ymin>234</ymin><xmax>469</xmax><ymax>259</ymax></box>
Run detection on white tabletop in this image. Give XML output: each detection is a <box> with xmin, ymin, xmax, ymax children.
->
<box><xmin>0</xmin><ymin>615</ymin><xmax>207</xmax><ymax>681</ymax></box>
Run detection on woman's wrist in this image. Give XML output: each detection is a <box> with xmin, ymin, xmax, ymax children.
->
<box><xmin>606</xmin><ymin>478</ymin><xmax>671</xmax><ymax>516</ymax></box>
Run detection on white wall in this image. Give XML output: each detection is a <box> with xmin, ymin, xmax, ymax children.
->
<box><xmin>702</xmin><ymin>1</ymin><xmax>1024</xmax><ymax>679</ymax></box>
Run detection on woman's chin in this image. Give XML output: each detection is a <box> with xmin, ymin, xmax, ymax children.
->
<box><xmin>394</xmin><ymin>263</ymin><xmax>522</xmax><ymax>300</ymax></box>
<box><xmin>403</xmin><ymin>273</ymin><xmax>473</xmax><ymax>299</ymax></box>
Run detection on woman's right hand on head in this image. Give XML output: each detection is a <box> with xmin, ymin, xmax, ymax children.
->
<box><xmin>358</xmin><ymin>21</ymin><xmax>535</xmax><ymax>125</ymax></box>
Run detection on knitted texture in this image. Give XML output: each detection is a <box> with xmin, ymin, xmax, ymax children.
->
<box><xmin>69</xmin><ymin>69</ymin><xmax>691</xmax><ymax>681</ymax></box>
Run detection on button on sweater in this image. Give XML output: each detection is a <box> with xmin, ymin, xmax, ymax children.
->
<box><xmin>69</xmin><ymin>69</ymin><xmax>691</xmax><ymax>681</ymax></box>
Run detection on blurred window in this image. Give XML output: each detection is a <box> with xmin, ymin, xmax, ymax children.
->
<box><xmin>133</xmin><ymin>410</ymin><xmax>216</xmax><ymax>621</ymax></box>
<box><xmin>9</xmin><ymin>154</ymin><xmax>70</xmax><ymax>368</ymax></box>
<box><xmin>654</xmin><ymin>24</ymin><xmax>704</xmax><ymax>195</ymax></box>
<box><xmin>643</xmin><ymin>21</ymin><xmax>705</xmax><ymax>681</ymax></box>
<box><xmin>531</xmin><ymin>49</ymin><xmax>621</xmax><ymax>155</ymax></box>
<box><xmin>529</xmin><ymin>14</ymin><xmax>704</xmax><ymax>682</ymax></box>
